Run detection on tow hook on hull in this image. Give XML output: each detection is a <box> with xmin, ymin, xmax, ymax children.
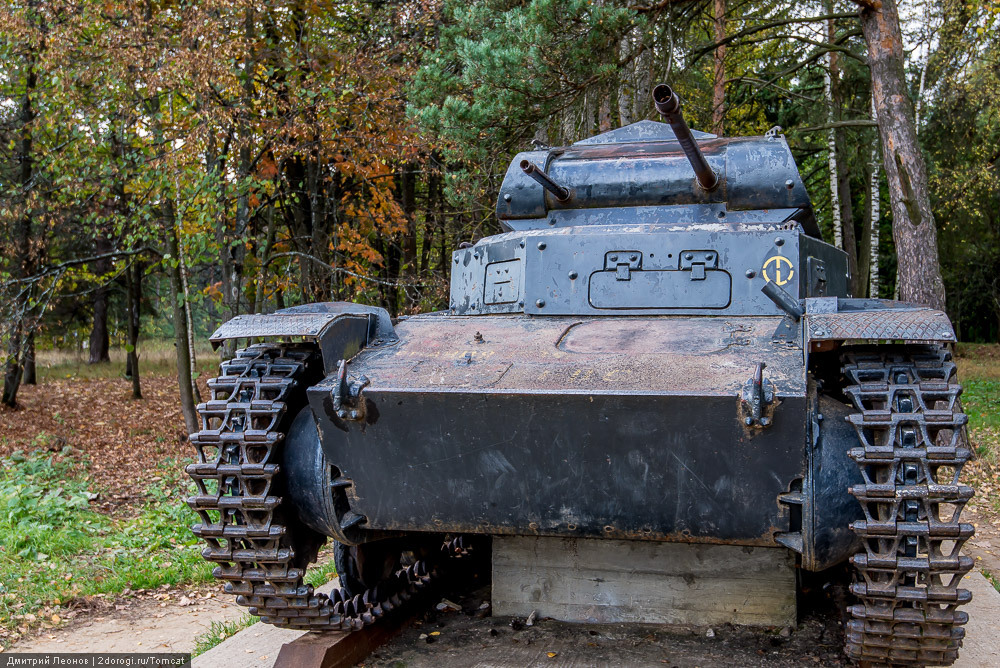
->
<box><xmin>741</xmin><ymin>361</ymin><xmax>775</xmax><ymax>427</ymax></box>
<box><xmin>333</xmin><ymin>359</ymin><xmax>370</xmax><ymax>421</ymax></box>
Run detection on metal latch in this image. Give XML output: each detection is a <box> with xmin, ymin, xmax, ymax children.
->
<box><xmin>332</xmin><ymin>359</ymin><xmax>370</xmax><ymax>422</ymax></box>
<box><xmin>605</xmin><ymin>251</ymin><xmax>642</xmax><ymax>281</ymax></box>
<box><xmin>679</xmin><ymin>250</ymin><xmax>718</xmax><ymax>281</ymax></box>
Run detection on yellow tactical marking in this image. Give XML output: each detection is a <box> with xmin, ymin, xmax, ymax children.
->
<box><xmin>762</xmin><ymin>255</ymin><xmax>795</xmax><ymax>286</ymax></box>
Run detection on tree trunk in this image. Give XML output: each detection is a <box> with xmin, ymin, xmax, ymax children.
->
<box><xmin>837</xmin><ymin>141</ymin><xmax>859</xmax><ymax>295</ymax></box>
<box><xmin>168</xmin><ymin>222</ymin><xmax>198</xmax><ymax>434</ymax></box>
<box><xmin>152</xmin><ymin>93</ymin><xmax>198</xmax><ymax>433</ymax></box>
<box><xmin>824</xmin><ymin>64</ymin><xmax>842</xmax><ymax>250</ymax></box>
<box><xmin>223</xmin><ymin>5</ymin><xmax>255</xmax><ymax>340</ymax></box>
<box><xmin>598</xmin><ymin>94</ymin><xmax>612</xmax><ymax>132</ymax></box>
<box><xmin>711</xmin><ymin>0</ymin><xmax>726</xmax><ymax>135</ymax></box>
<box><xmin>857</xmin><ymin>0</ymin><xmax>946</xmax><ymax>309</ymax></box>
<box><xmin>125</xmin><ymin>259</ymin><xmax>143</xmax><ymax>399</ymax></box>
<box><xmin>824</xmin><ymin>8</ymin><xmax>842</xmax><ymax>250</ymax></box>
<box><xmin>401</xmin><ymin>162</ymin><xmax>417</xmax><ymax>275</ymax></box>
<box><xmin>255</xmin><ymin>204</ymin><xmax>277</xmax><ymax>314</ymax></box>
<box><xmin>867</xmin><ymin>95</ymin><xmax>882</xmax><ymax>298</ymax></box>
<box><xmin>88</xmin><ymin>235</ymin><xmax>112</xmax><ymax>363</ymax></box>
<box><xmin>208</xmin><ymin>130</ymin><xmax>236</xmax><ymax>360</ymax></box>
<box><xmin>179</xmin><ymin>240</ymin><xmax>200</xmax><ymax>402</ymax></box>
<box><xmin>23</xmin><ymin>334</ymin><xmax>36</xmax><ymax>385</ymax></box>
<box><xmin>2</xmin><ymin>53</ymin><xmax>37</xmax><ymax>408</ymax></box>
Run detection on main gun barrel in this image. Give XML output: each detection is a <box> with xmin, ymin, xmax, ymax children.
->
<box><xmin>652</xmin><ymin>84</ymin><xmax>720</xmax><ymax>192</ymax></box>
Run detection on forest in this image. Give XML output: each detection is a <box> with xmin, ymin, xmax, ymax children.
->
<box><xmin>2</xmin><ymin>0</ymin><xmax>999</xmax><ymax>422</ymax></box>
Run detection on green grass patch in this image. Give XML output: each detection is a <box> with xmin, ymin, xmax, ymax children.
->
<box><xmin>192</xmin><ymin>612</ymin><xmax>260</xmax><ymax>656</ymax></box>
<box><xmin>0</xmin><ymin>448</ymin><xmax>211</xmax><ymax>647</ymax></box>
<box><xmin>982</xmin><ymin>569</ymin><xmax>1000</xmax><ymax>594</ymax></box>
<box><xmin>304</xmin><ymin>556</ymin><xmax>338</xmax><ymax>588</ymax></box>
<box><xmin>963</xmin><ymin>378</ymin><xmax>1000</xmax><ymax>431</ymax></box>
<box><xmin>956</xmin><ymin>346</ymin><xmax>1000</xmax><ymax>466</ymax></box>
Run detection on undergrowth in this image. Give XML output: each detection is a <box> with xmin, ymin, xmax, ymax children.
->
<box><xmin>0</xmin><ymin>448</ymin><xmax>210</xmax><ymax>647</ymax></box>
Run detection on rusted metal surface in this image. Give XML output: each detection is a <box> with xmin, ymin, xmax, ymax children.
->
<box><xmin>807</xmin><ymin>307</ymin><xmax>956</xmax><ymax>342</ymax></box>
<box><xmin>842</xmin><ymin>348</ymin><xmax>973</xmax><ymax>664</ymax></box>
<box><xmin>301</xmin><ymin>313</ymin><xmax>810</xmax><ymax>548</ymax></box>
<box><xmin>359</xmin><ymin>314</ymin><xmax>806</xmax><ymax>396</ymax></box>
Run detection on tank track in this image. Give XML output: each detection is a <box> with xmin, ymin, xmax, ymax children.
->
<box><xmin>842</xmin><ymin>346</ymin><xmax>974</xmax><ymax>665</ymax></box>
<box><xmin>186</xmin><ymin>344</ymin><xmax>472</xmax><ymax>631</ymax></box>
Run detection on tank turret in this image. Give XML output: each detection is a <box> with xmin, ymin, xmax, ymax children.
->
<box><xmin>452</xmin><ymin>84</ymin><xmax>846</xmax><ymax>316</ymax></box>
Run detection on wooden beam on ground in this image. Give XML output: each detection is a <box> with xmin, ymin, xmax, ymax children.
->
<box><xmin>273</xmin><ymin>621</ymin><xmax>406</xmax><ymax>668</ymax></box>
<box><xmin>493</xmin><ymin>536</ymin><xmax>797</xmax><ymax>628</ymax></box>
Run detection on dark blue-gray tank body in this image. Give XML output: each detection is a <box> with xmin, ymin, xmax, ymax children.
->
<box><xmin>197</xmin><ymin>86</ymin><xmax>973</xmax><ymax>661</ymax></box>
<box><xmin>289</xmin><ymin>113</ymin><xmax>955</xmax><ymax>572</ymax></box>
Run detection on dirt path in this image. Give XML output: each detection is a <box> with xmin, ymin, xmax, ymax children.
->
<box><xmin>2</xmin><ymin>588</ymin><xmax>243</xmax><ymax>654</ymax></box>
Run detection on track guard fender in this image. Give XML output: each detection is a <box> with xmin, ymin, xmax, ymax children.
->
<box><xmin>209</xmin><ymin>303</ymin><xmax>397</xmax><ymax>375</ymax></box>
<box><xmin>804</xmin><ymin>298</ymin><xmax>956</xmax><ymax>344</ymax></box>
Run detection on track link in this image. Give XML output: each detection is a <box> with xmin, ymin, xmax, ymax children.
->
<box><xmin>186</xmin><ymin>344</ymin><xmax>471</xmax><ymax>631</ymax></box>
<box><xmin>842</xmin><ymin>346</ymin><xmax>974</xmax><ymax>666</ymax></box>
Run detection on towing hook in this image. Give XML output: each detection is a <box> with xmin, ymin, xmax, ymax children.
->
<box><xmin>332</xmin><ymin>359</ymin><xmax>370</xmax><ymax>422</ymax></box>
<box><xmin>741</xmin><ymin>362</ymin><xmax>775</xmax><ymax>427</ymax></box>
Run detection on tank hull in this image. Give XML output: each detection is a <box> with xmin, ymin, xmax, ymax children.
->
<box><xmin>307</xmin><ymin>313</ymin><xmax>812</xmax><ymax>547</ymax></box>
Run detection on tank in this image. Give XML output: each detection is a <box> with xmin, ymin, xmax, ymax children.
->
<box><xmin>187</xmin><ymin>84</ymin><xmax>974</xmax><ymax>665</ymax></box>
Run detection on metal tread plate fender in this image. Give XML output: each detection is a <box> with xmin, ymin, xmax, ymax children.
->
<box><xmin>209</xmin><ymin>303</ymin><xmax>397</xmax><ymax>375</ymax></box>
<box><xmin>806</xmin><ymin>306</ymin><xmax>955</xmax><ymax>342</ymax></box>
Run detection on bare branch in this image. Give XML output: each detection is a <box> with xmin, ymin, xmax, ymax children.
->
<box><xmin>264</xmin><ymin>251</ymin><xmax>430</xmax><ymax>288</ymax></box>
<box><xmin>794</xmin><ymin>120</ymin><xmax>879</xmax><ymax>133</ymax></box>
<box><xmin>687</xmin><ymin>12</ymin><xmax>860</xmax><ymax>63</ymax></box>
<box><xmin>2</xmin><ymin>247</ymin><xmax>159</xmax><ymax>288</ymax></box>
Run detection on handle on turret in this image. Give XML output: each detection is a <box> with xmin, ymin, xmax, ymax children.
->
<box><xmin>652</xmin><ymin>84</ymin><xmax>720</xmax><ymax>192</ymax></box>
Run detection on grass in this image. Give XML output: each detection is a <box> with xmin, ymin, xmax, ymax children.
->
<box><xmin>955</xmin><ymin>344</ymin><xmax>1000</xmax><ymax>465</ymax></box>
<box><xmin>34</xmin><ymin>340</ymin><xmax>218</xmax><ymax>382</ymax></box>
<box><xmin>192</xmin><ymin>612</ymin><xmax>260</xmax><ymax>656</ymax></box>
<box><xmin>0</xmin><ymin>448</ymin><xmax>211</xmax><ymax>647</ymax></box>
<box><xmin>982</xmin><ymin>569</ymin><xmax>1000</xmax><ymax>594</ymax></box>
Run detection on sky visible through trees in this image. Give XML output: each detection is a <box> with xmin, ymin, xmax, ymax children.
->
<box><xmin>1</xmin><ymin>0</ymin><xmax>998</xmax><ymax>412</ymax></box>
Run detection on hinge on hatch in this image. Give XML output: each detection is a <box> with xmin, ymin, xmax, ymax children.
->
<box><xmin>332</xmin><ymin>359</ymin><xmax>370</xmax><ymax>422</ymax></box>
<box><xmin>806</xmin><ymin>257</ymin><xmax>827</xmax><ymax>297</ymax></box>
<box><xmin>605</xmin><ymin>251</ymin><xmax>642</xmax><ymax>281</ymax></box>
<box><xmin>680</xmin><ymin>250</ymin><xmax>718</xmax><ymax>281</ymax></box>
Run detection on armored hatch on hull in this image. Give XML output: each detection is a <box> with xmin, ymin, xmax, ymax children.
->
<box><xmin>190</xmin><ymin>84</ymin><xmax>974</xmax><ymax>665</ymax></box>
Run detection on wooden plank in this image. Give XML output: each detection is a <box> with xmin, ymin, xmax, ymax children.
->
<box><xmin>492</xmin><ymin>536</ymin><xmax>796</xmax><ymax>628</ymax></box>
<box><xmin>272</xmin><ymin>620</ymin><xmax>405</xmax><ymax>668</ymax></box>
